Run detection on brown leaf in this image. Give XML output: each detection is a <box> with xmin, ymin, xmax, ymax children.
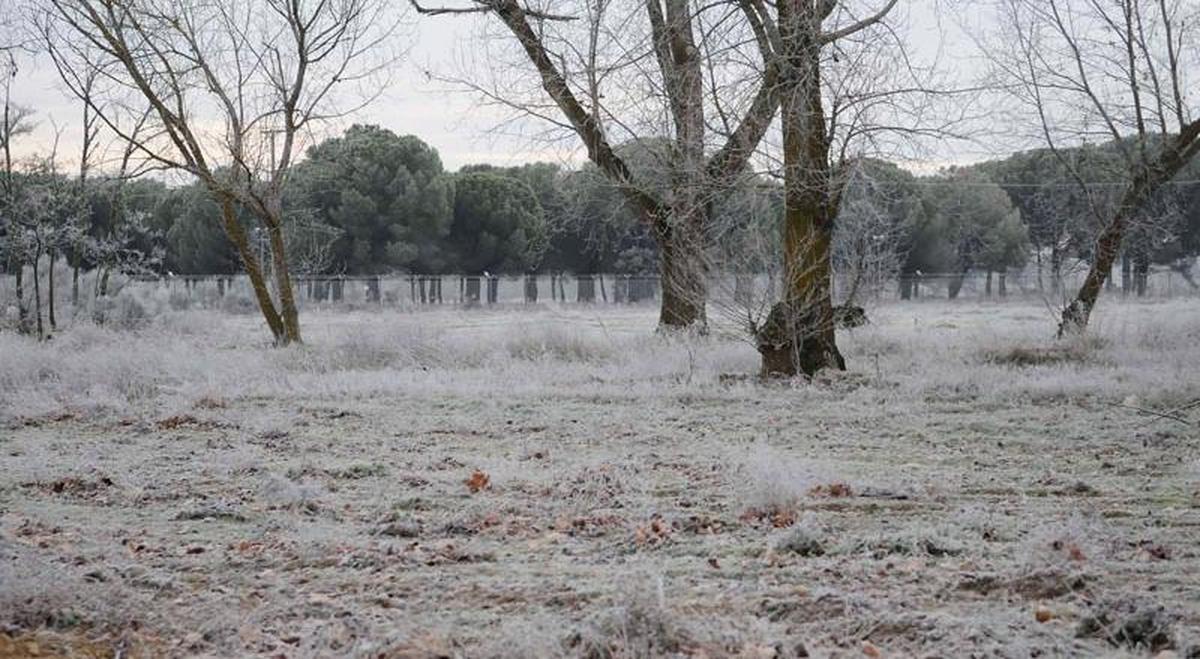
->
<box><xmin>464</xmin><ymin>470</ymin><xmax>490</xmax><ymax>493</ymax></box>
<box><xmin>809</xmin><ymin>482</ymin><xmax>854</xmax><ymax>498</ymax></box>
<box><xmin>1035</xmin><ymin>604</ymin><xmax>1054</xmax><ymax>623</ymax></box>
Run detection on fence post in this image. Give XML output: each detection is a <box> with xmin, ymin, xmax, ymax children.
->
<box><xmin>465</xmin><ymin>276</ymin><xmax>481</xmax><ymax>307</ymax></box>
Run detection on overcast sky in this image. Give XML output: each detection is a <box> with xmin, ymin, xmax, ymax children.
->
<box><xmin>6</xmin><ymin>1</ymin><xmax>1000</xmax><ymax>176</ymax></box>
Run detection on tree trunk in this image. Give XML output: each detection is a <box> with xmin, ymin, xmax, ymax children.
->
<box><xmin>31</xmin><ymin>251</ymin><xmax>44</xmax><ymax>339</ymax></box>
<box><xmin>1121</xmin><ymin>252</ymin><xmax>1131</xmax><ymax>295</ymax></box>
<box><xmin>48</xmin><ymin>250</ymin><xmax>57</xmax><ymax>331</ymax></box>
<box><xmin>757</xmin><ymin>11</ymin><xmax>844</xmax><ymax>377</ymax></box>
<box><xmin>72</xmin><ymin>259</ymin><xmax>80</xmax><ymax>308</ymax></box>
<box><xmin>999</xmin><ymin>269</ymin><xmax>1008</xmax><ymax>297</ymax></box>
<box><xmin>1133</xmin><ymin>252</ymin><xmax>1149</xmax><ymax>297</ymax></box>
<box><xmin>948</xmin><ymin>270</ymin><xmax>967</xmax><ymax>299</ymax></box>
<box><xmin>216</xmin><ymin>197</ymin><xmax>289</xmax><ymax>344</ymax></box>
<box><xmin>14</xmin><ymin>260</ymin><xmax>28</xmax><ymax>333</ymax></box>
<box><xmin>264</xmin><ymin>216</ymin><xmax>302</xmax><ymax>343</ymax></box>
<box><xmin>985</xmin><ymin>270</ymin><xmax>993</xmax><ymax>297</ymax></box>
<box><xmin>1050</xmin><ymin>244</ymin><xmax>1063</xmax><ymax>296</ymax></box>
<box><xmin>899</xmin><ymin>274</ymin><xmax>913</xmax><ymax>300</ymax></box>
<box><xmin>648</xmin><ymin>0</ymin><xmax>708</xmax><ymax>332</ymax></box>
<box><xmin>1060</xmin><ymin>120</ymin><xmax>1200</xmax><ymax>335</ymax></box>
<box><xmin>654</xmin><ymin>210</ymin><xmax>707</xmax><ymax>330</ymax></box>
<box><xmin>1035</xmin><ymin>247</ymin><xmax>1044</xmax><ymax>291</ymax></box>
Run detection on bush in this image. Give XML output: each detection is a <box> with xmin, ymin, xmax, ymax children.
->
<box><xmin>92</xmin><ymin>291</ymin><xmax>151</xmax><ymax>330</ymax></box>
<box><xmin>505</xmin><ymin>324</ymin><xmax>614</xmax><ymax>363</ymax></box>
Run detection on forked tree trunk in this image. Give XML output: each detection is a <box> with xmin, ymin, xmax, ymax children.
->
<box><xmin>757</xmin><ymin>14</ymin><xmax>844</xmax><ymax>377</ymax></box>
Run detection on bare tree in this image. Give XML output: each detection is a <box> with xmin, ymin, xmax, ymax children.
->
<box><xmin>750</xmin><ymin>0</ymin><xmax>973</xmax><ymax>376</ymax></box>
<box><xmin>988</xmin><ymin>0</ymin><xmax>1200</xmax><ymax>336</ymax></box>
<box><xmin>1</xmin><ymin>53</ymin><xmax>36</xmax><ymax>332</ymax></box>
<box><xmin>40</xmin><ymin>0</ymin><xmax>397</xmax><ymax>344</ymax></box>
<box><xmin>410</xmin><ymin>0</ymin><xmax>782</xmax><ymax>331</ymax></box>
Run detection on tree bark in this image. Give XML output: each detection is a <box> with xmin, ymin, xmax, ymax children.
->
<box><xmin>31</xmin><ymin>250</ymin><xmax>44</xmax><ymax>339</ymax></box>
<box><xmin>756</xmin><ymin>2</ymin><xmax>844</xmax><ymax>377</ymax></box>
<box><xmin>654</xmin><ymin>210</ymin><xmax>707</xmax><ymax>329</ymax></box>
<box><xmin>72</xmin><ymin>259</ymin><xmax>80</xmax><ymax>308</ymax></box>
<box><xmin>948</xmin><ymin>269</ymin><xmax>967</xmax><ymax>299</ymax></box>
<box><xmin>1121</xmin><ymin>251</ymin><xmax>1131</xmax><ymax>295</ymax></box>
<box><xmin>264</xmin><ymin>215</ymin><xmax>302</xmax><ymax>343</ymax></box>
<box><xmin>985</xmin><ymin>270</ymin><xmax>992</xmax><ymax>297</ymax></box>
<box><xmin>14</xmin><ymin>260</ymin><xmax>28</xmax><ymax>333</ymax></box>
<box><xmin>48</xmin><ymin>250</ymin><xmax>57</xmax><ymax>331</ymax></box>
<box><xmin>1133</xmin><ymin>251</ymin><xmax>1149</xmax><ymax>297</ymax></box>
<box><xmin>998</xmin><ymin>269</ymin><xmax>1008</xmax><ymax>297</ymax></box>
<box><xmin>216</xmin><ymin>197</ymin><xmax>288</xmax><ymax>343</ymax></box>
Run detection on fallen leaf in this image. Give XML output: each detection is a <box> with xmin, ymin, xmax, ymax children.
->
<box><xmin>1035</xmin><ymin>604</ymin><xmax>1054</xmax><ymax>623</ymax></box>
<box><xmin>464</xmin><ymin>470</ymin><xmax>490</xmax><ymax>493</ymax></box>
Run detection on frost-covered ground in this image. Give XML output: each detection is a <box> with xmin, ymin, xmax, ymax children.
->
<box><xmin>1</xmin><ymin>299</ymin><xmax>1199</xmax><ymax>658</ymax></box>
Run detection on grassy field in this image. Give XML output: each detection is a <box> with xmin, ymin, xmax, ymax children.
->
<box><xmin>1</xmin><ymin>298</ymin><xmax>1198</xmax><ymax>657</ymax></box>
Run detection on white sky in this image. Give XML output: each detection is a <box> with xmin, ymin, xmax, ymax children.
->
<box><xmin>6</xmin><ymin>1</ymin><xmax>1002</xmax><ymax>175</ymax></box>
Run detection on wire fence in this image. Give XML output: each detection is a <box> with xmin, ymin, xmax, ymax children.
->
<box><xmin>1</xmin><ymin>264</ymin><xmax>1196</xmax><ymax>317</ymax></box>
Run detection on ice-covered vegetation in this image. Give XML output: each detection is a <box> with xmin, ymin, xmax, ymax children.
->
<box><xmin>2</xmin><ymin>298</ymin><xmax>1198</xmax><ymax>656</ymax></box>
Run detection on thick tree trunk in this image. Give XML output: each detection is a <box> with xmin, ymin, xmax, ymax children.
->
<box><xmin>757</xmin><ymin>13</ymin><xmax>844</xmax><ymax>377</ymax></box>
<box><xmin>216</xmin><ymin>197</ymin><xmax>289</xmax><ymax>344</ymax></box>
<box><xmin>985</xmin><ymin>270</ymin><xmax>993</xmax><ymax>297</ymax></box>
<box><xmin>654</xmin><ymin>210</ymin><xmax>707</xmax><ymax>330</ymax></box>
<box><xmin>999</xmin><ymin>269</ymin><xmax>1008</xmax><ymax>297</ymax></box>
<box><xmin>899</xmin><ymin>274</ymin><xmax>913</xmax><ymax>300</ymax></box>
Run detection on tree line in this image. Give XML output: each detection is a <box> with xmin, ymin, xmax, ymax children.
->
<box><xmin>2</xmin><ymin>0</ymin><xmax>1199</xmax><ymax>377</ymax></box>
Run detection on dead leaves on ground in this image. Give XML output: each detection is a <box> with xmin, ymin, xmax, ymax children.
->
<box><xmin>633</xmin><ymin>516</ymin><xmax>672</xmax><ymax>547</ymax></box>
<box><xmin>0</xmin><ymin>631</ymin><xmax>162</xmax><ymax>659</ymax></box>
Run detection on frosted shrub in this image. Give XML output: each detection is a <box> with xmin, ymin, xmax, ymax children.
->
<box><xmin>92</xmin><ymin>290</ymin><xmax>151</xmax><ymax>330</ymax></box>
<box><xmin>505</xmin><ymin>324</ymin><xmax>615</xmax><ymax>363</ymax></box>
<box><xmin>219</xmin><ymin>291</ymin><xmax>258</xmax><ymax>315</ymax></box>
